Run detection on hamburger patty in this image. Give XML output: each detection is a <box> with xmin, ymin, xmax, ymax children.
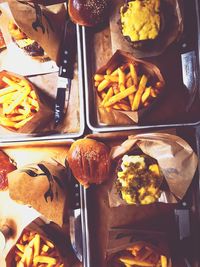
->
<box><xmin>0</xmin><ymin>150</ymin><xmax>16</xmax><ymax>190</ymax></box>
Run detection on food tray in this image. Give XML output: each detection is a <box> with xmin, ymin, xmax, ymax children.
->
<box><xmin>0</xmin><ymin>25</ymin><xmax>85</xmax><ymax>144</ymax></box>
<box><xmin>0</xmin><ymin>140</ymin><xmax>83</xmax><ymax>267</ymax></box>
<box><xmin>82</xmin><ymin>0</ymin><xmax>200</xmax><ymax>132</ymax></box>
<box><xmin>80</xmin><ymin>126</ymin><xmax>200</xmax><ymax>267</ymax></box>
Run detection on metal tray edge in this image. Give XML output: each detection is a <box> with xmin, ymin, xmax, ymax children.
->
<box><xmin>0</xmin><ymin>24</ymin><xmax>85</xmax><ymax>144</ymax></box>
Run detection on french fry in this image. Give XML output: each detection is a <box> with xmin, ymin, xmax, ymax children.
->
<box><xmin>17</xmin><ymin>261</ymin><xmax>25</xmax><ymax>267</ymax></box>
<box><xmin>0</xmin><ymin>86</ymin><xmax>17</xmax><ymax>97</ymax></box>
<box><xmin>104</xmin><ymin>75</ymin><xmax>119</xmax><ymax>82</ymax></box>
<box><xmin>94</xmin><ymin>81</ymin><xmax>99</xmax><ymax>87</ymax></box>
<box><xmin>34</xmin><ymin>233</ymin><xmax>40</xmax><ymax>257</ymax></box>
<box><xmin>94</xmin><ymin>74</ymin><xmax>104</xmax><ymax>81</ymax></box>
<box><xmin>132</xmin><ymin>75</ymin><xmax>148</xmax><ymax>111</ymax></box>
<box><xmin>97</xmin><ymin>79</ymin><xmax>110</xmax><ymax>92</ymax></box>
<box><xmin>0</xmin><ymin>116</ymin><xmax>16</xmax><ymax>127</ymax></box>
<box><xmin>150</xmin><ymin>88</ymin><xmax>157</xmax><ymax>98</ymax></box>
<box><xmin>104</xmin><ymin>86</ymin><xmax>137</xmax><ymax>107</ymax></box>
<box><xmin>100</xmin><ymin>87</ymin><xmax>113</xmax><ymax>107</ymax></box>
<box><xmin>27</xmin><ymin>97</ymin><xmax>39</xmax><ymax>109</ymax></box>
<box><xmin>129</xmin><ymin>63</ymin><xmax>138</xmax><ymax>86</ymax></box>
<box><xmin>142</xmin><ymin>87</ymin><xmax>151</xmax><ymax>103</ymax></box>
<box><xmin>118</xmin><ymin>68</ymin><xmax>125</xmax><ymax>86</ymax></box>
<box><xmin>14</xmin><ymin>116</ymin><xmax>33</xmax><ymax>129</ymax></box>
<box><xmin>2</xmin><ymin>76</ymin><xmax>24</xmax><ymax>90</ymax></box>
<box><xmin>119</xmin><ymin>256</ymin><xmax>155</xmax><ymax>267</ymax></box>
<box><xmin>161</xmin><ymin>255</ymin><xmax>168</xmax><ymax>267</ymax></box>
<box><xmin>45</xmin><ymin>240</ymin><xmax>54</xmax><ymax>249</ymax></box>
<box><xmin>16</xmin><ymin>244</ymin><xmax>25</xmax><ymax>253</ymax></box>
<box><xmin>33</xmin><ymin>255</ymin><xmax>57</xmax><ymax>265</ymax></box>
<box><xmin>30</xmin><ymin>90</ymin><xmax>37</xmax><ymax>99</ymax></box>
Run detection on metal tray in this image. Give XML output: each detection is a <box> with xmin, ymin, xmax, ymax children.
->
<box><xmin>0</xmin><ymin>140</ymin><xmax>83</xmax><ymax>267</ymax></box>
<box><xmin>0</xmin><ymin>25</ymin><xmax>85</xmax><ymax>144</ymax></box>
<box><xmin>80</xmin><ymin>126</ymin><xmax>200</xmax><ymax>267</ymax></box>
<box><xmin>81</xmin><ymin>0</ymin><xmax>200</xmax><ymax>133</ymax></box>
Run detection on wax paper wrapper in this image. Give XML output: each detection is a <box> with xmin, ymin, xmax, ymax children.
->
<box><xmin>5</xmin><ymin>217</ymin><xmax>79</xmax><ymax>267</ymax></box>
<box><xmin>106</xmin><ymin>228</ymin><xmax>172</xmax><ymax>267</ymax></box>
<box><xmin>0</xmin><ymin>70</ymin><xmax>54</xmax><ymax>134</ymax></box>
<box><xmin>8</xmin><ymin>161</ymin><xmax>68</xmax><ymax>227</ymax></box>
<box><xmin>109</xmin><ymin>0</ymin><xmax>184</xmax><ymax>58</ymax></box>
<box><xmin>0</xmin><ymin>1</ymin><xmax>60</xmax><ymax>76</ymax></box>
<box><xmin>95</xmin><ymin>50</ymin><xmax>165</xmax><ymax>125</ymax></box>
<box><xmin>109</xmin><ymin>132</ymin><xmax>198</xmax><ymax>207</ymax></box>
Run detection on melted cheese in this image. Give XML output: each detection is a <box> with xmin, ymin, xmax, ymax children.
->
<box><xmin>120</xmin><ymin>0</ymin><xmax>160</xmax><ymax>42</ymax></box>
<box><xmin>16</xmin><ymin>38</ymin><xmax>35</xmax><ymax>49</ymax></box>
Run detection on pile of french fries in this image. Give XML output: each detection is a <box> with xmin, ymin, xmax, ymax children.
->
<box><xmin>94</xmin><ymin>63</ymin><xmax>163</xmax><ymax>112</ymax></box>
<box><xmin>118</xmin><ymin>244</ymin><xmax>168</xmax><ymax>267</ymax></box>
<box><xmin>0</xmin><ymin>74</ymin><xmax>39</xmax><ymax>130</ymax></box>
<box><xmin>14</xmin><ymin>230</ymin><xmax>64</xmax><ymax>267</ymax></box>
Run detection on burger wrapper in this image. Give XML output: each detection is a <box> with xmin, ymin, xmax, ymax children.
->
<box><xmin>7</xmin><ymin>161</ymin><xmax>68</xmax><ymax>227</ymax></box>
<box><xmin>106</xmin><ymin>228</ymin><xmax>172</xmax><ymax>267</ymax></box>
<box><xmin>5</xmin><ymin>217</ymin><xmax>79</xmax><ymax>267</ymax></box>
<box><xmin>96</xmin><ymin>50</ymin><xmax>165</xmax><ymax>124</ymax></box>
<box><xmin>109</xmin><ymin>132</ymin><xmax>198</xmax><ymax>207</ymax></box>
<box><xmin>0</xmin><ymin>70</ymin><xmax>54</xmax><ymax>134</ymax></box>
<box><xmin>110</xmin><ymin>0</ymin><xmax>184</xmax><ymax>58</ymax></box>
<box><xmin>7</xmin><ymin>0</ymin><xmax>66</xmax><ymax>64</ymax></box>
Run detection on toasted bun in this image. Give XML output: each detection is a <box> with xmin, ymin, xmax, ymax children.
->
<box><xmin>67</xmin><ymin>138</ymin><xmax>110</xmax><ymax>187</ymax></box>
<box><xmin>68</xmin><ymin>0</ymin><xmax>110</xmax><ymax>27</ymax></box>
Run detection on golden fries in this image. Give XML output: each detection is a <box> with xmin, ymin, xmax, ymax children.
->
<box><xmin>94</xmin><ymin>62</ymin><xmax>164</xmax><ymax>112</ymax></box>
<box><xmin>111</xmin><ymin>243</ymin><xmax>169</xmax><ymax>267</ymax></box>
<box><xmin>0</xmin><ymin>74</ymin><xmax>39</xmax><ymax>130</ymax></box>
<box><xmin>14</xmin><ymin>230</ymin><xmax>64</xmax><ymax>267</ymax></box>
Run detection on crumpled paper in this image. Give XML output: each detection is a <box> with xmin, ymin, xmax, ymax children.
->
<box><xmin>109</xmin><ymin>132</ymin><xmax>198</xmax><ymax>206</ymax></box>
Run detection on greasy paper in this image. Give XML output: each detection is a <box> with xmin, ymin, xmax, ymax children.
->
<box><xmin>6</xmin><ymin>218</ymin><xmax>78</xmax><ymax>267</ymax></box>
<box><xmin>8</xmin><ymin>161</ymin><xmax>68</xmax><ymax>226</ymax></box>
<box><xmin>110</xmin><ymin>0</ymin><xmax>184</xmax><ymax>58</ymax></box>
<box><xmin>0</xmin><ymin>70</ymin><xmax>54</xmax><ymax>134</ymax></box>
<box><xmin>0</xmin><ymin>2</ymin><xmax>58</xmax><ymax>76</ymax></box>
<box><xmin>106</xmin><ymin>228</ymin><xmax>172</xmax><ymax>267</ymax></box>
<box><xmin>96</xmin><ymin>50</ymin><xmax>165</xmax><ymax>125</ymax></box>
<box><xmin>109</xmin><ymin>133</ymin><xmax>198</xmax><ymax>206</ymax></box>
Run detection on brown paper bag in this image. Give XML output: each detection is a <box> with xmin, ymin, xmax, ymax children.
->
<box><xmin>8</xmin><ymin>0</ymin><xmax>66</xmax><ymax>63</ymax></box>
<box><xmin>109</xmin><ymin>0</ymin><xmax>184</xmax><ymax>58</ymax></box>
<box><xmin>106</xmin><ymin>228</ymin><xmax>172</xmax><ymax>267</ymax></box>
<box><xmin>6</xmin><ymin>217</ymin><xmax>75</xmax><ymax>267</ymax></box>
<box><xmin>0</xmin><ymin>70</ymin><xmax>54</xmax><ymax>134</ymax></box>
<box><xmin>8</xmin><ymin>161</ymin><xmax>68</xmax><ymax>227</ymax></box>
<box><xmin>95</xmin><ymin>50</ymin><xmax>165</xmax><ymax>125</ymax></box>
<box><xmin>109</xmin><ymin>132</ymin><xmax>198</xmax><ymax>207</ymax></box>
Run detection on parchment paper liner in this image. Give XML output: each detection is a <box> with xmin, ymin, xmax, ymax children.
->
<box><xmin>106</xmin><ymin>228</ymin><xmax>172</xmax><ymax>267</ymax></box>
<box><xmin>6</xmin><ymin>217</ymin><xmax>73</xmax><ymax>267</ymax></box>
<box><xmin>8</xmin><ymin>161</ymin><xmax>68</xmax><ymax>227</ymax></box>
<box><xmin>0</xmin><ymin>70</ymin><xmax>54</xmax><ymax>134</ymax></box>
<box><xmin>109</xmin><ymin>132</ymin><xmax>198</xmax><ymax>207</ymax></box>
<box><xmin>110</xmin><ymin>0</ymin><xmax>184</xmax><ymax>58</ymax></box>
<box><xmin>95</xmin><ymin>50</ymin><xmax>165</xmax><ymax>125</ymax></box>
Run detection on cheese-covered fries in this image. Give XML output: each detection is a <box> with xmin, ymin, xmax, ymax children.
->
<box><xmin>14</xmin><ymin>230</ymin><xmax>64</xmax><ymax>267</ymax></box>
<box><xmin>94</xmin><ymin>62</ymin><xmax>164</xmax><ymax>112</ymax></box>
<box><xmin>0</xmin><ymin>74</ymin><xmax>39</xmax><ymax>130</ymax></box>
<box><xmin>115</xmin><ymin>243</ymin><xmax>168</xmax><ymax>267</ymax></box>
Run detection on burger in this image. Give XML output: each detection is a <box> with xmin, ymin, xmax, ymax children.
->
<box><xmin>116</xmin><ymin>154</ymin><xmax>163</xmax><ymax>205</ymax></box>
<box><xmin>67</xmin><ymin>138</ymin><xmax>110</xmax><ymax>187</ymax></box>
<box><xmin>8</xmin><ymin>21</ymin><xmax>45</xmax><ymax>59</ymax></box>
<box><xmin>120</xmin><ymin>0</ymin><xmax>162</xmax><ymax>49</ymax></box>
